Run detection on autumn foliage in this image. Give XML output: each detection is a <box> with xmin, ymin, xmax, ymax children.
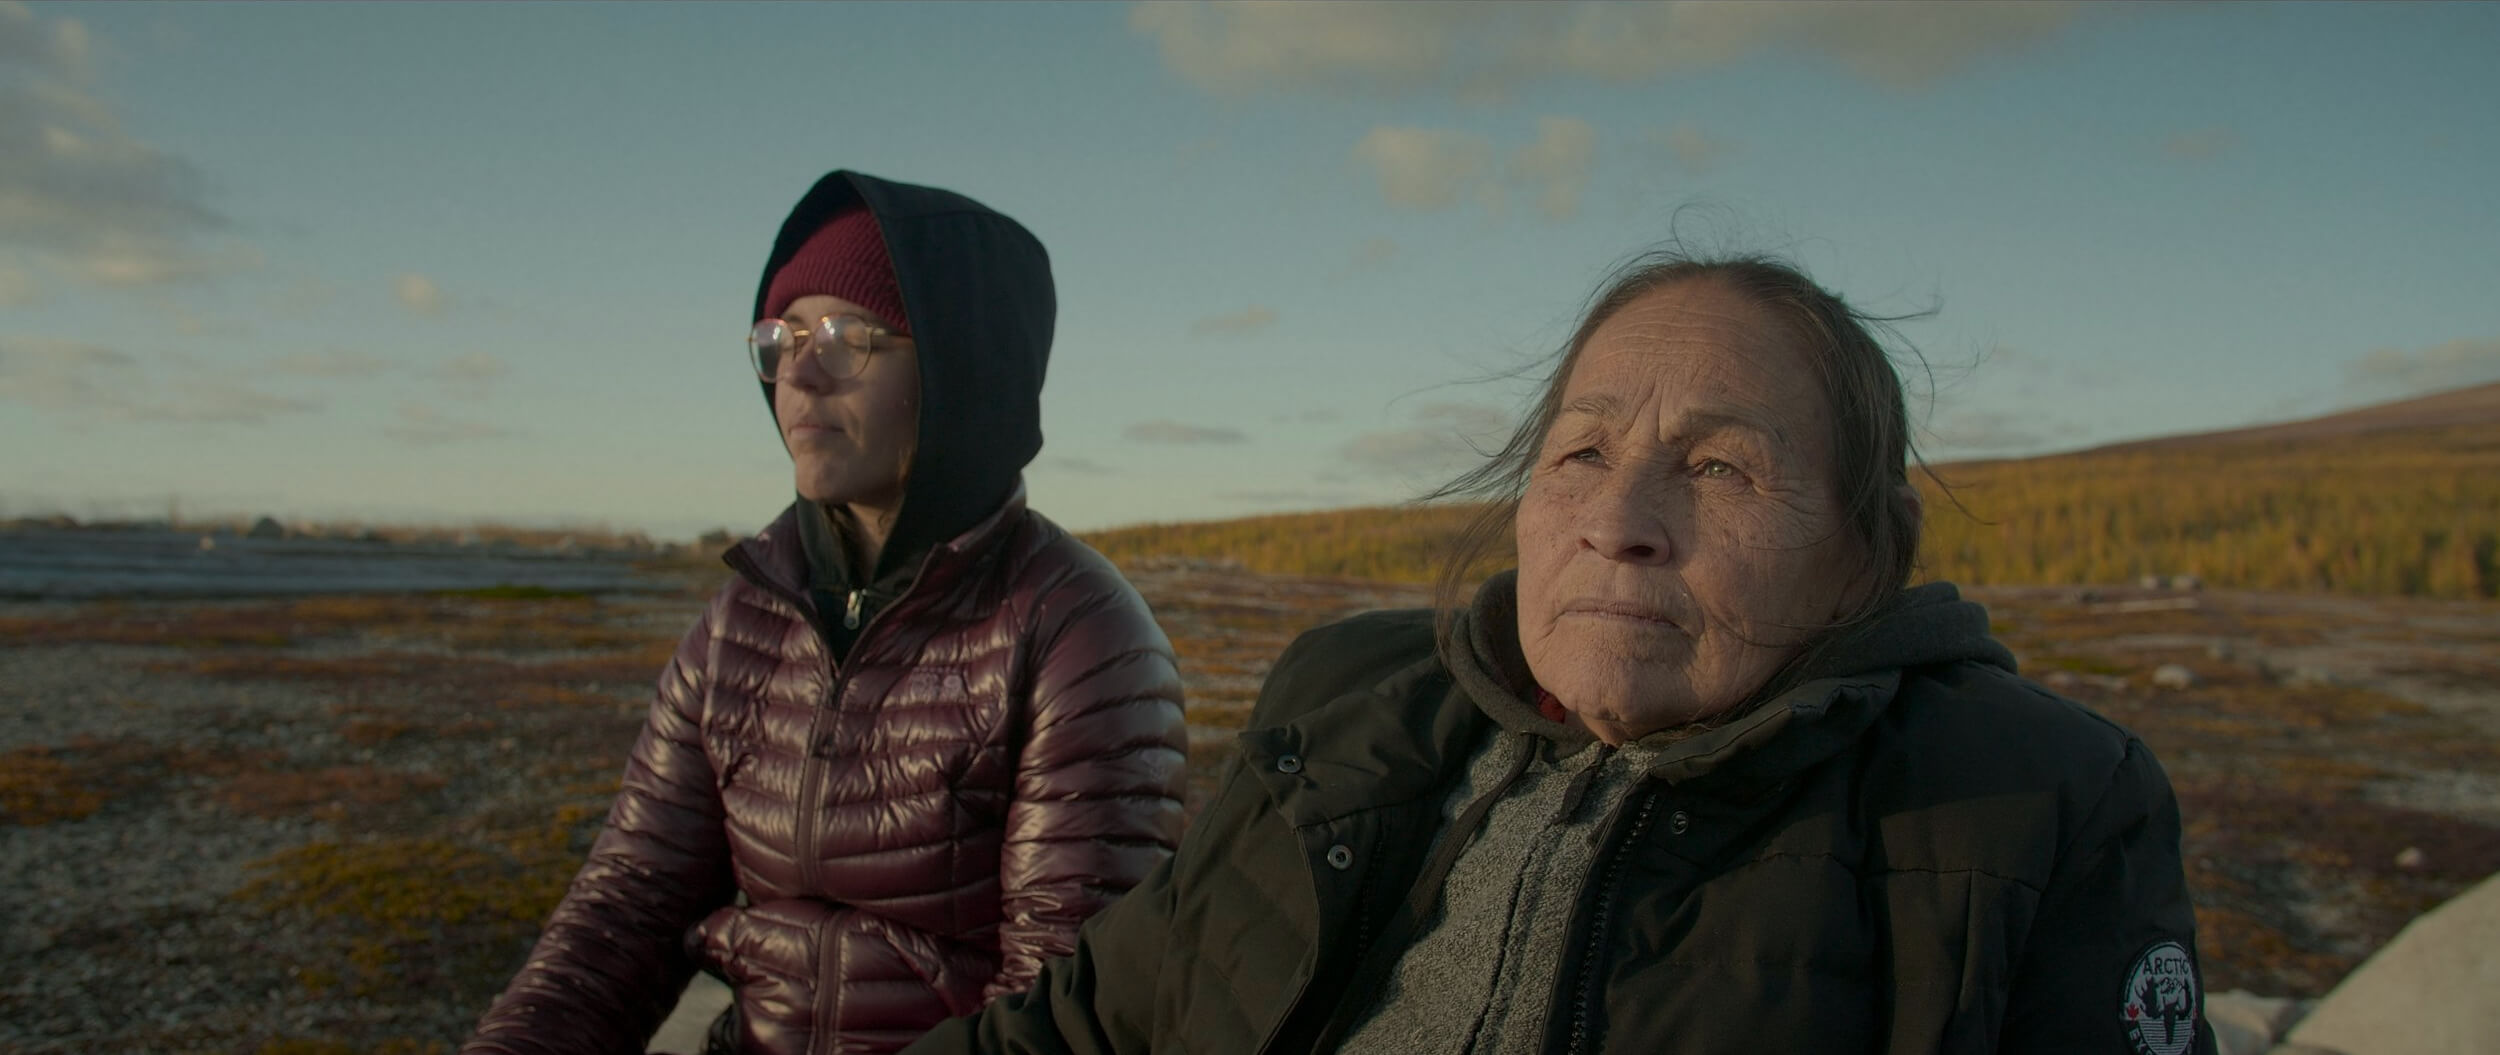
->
<box><xmin>1083</xmin><ymin>420</ymin><xmax>2500</xmax><ymax>600</ymax></box>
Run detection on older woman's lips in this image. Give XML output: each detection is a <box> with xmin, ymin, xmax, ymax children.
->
<box><xmin>1564</xmin><ymin>601</ymin><xmax>1685</xmax><ymax>629</ymax></box>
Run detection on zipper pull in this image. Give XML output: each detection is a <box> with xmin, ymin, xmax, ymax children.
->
<box><xmin>843</xmin><ymin>588</ymin><xmax>864</xmax><ymax>630</ymax></box>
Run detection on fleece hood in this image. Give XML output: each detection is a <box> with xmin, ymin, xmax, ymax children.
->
<box><xmin>753</xmin><ymin>170</ymin><xmax>1055</xmax><ymax>585</ymax></box>
<box><xmin>1445</xmin><ymin>572</ymin><xmax>2016</xmax><ymax>783</ymax></box>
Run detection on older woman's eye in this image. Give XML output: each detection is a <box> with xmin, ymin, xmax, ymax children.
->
<box><xmin>1696</xmin><ymin>458</ymin><xmax>1741</xmax><ymax>479</ymax></box>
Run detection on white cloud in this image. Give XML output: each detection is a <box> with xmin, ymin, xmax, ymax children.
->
<box><xmin>0</xmin><ymin>5</ymin><xmax>249</xmax><ymax>288</ymax></box>
<box><xmin>0</xmin><ymin>2</ymin><xmax>91</xmax><ymax>81</ymax></box>
<box><xmin>1188</xmin><ymin>305</ymin><xmax>1279</xmax><ymax>337</ymax></box>
<box><xmin>1923</xmin><ymin>409</ymin><xmax>2060</xmax><ymax>454</ymax></box>
<box><xmin>1352</xmin><ymin>118</ymin><xmax>1596</xmax><ymax>222</ymax></box>
<box><xmin>1353</xmin><ymin>126</ymin><xmax>1494</xmax><ymax>212</ymax></box>
<box><xmin>1413</xmin><ymin>401</ymin><xmax>1513</xmax><ymax>436</ymax></box>
<box><xmin>1539</xmin><ymin>2</ymin><xmax>2089</xmax><ymax>91</ymax></box>
<box><xmin>433</xmin><ymin>351</ymin><xmax>506</xmax><ymax>398</ymax></box>
<box><xmin>156</xmin><ymin>380</ymin><xmax>319</xmax><ymax>424</ymax></box>
<box><xmin>1129</xmin><ymin>2</ymin><xmax>1490</xmax><ymax>98</ymax></box>
<box><xmin>0</xmin><ymin>334</ymin><xmax>316</xmax><ymax>424</ymax></box>
<box><xmin>383</xmin><ymin>402</ymin><xmax>512</xmax><ymax>446</ymax></box>
<box><xmin>1133</xmin><ymin>1</ymin><xmax>2098</xmax><ymax>98</ymax></box>
<box><xmin>1124</xmin><ymin>420</ymin><xmax>1248</xmax><ymax>445</ymax></box>
<box><xmin>2344</xmin><ymin>337</ymin><xmax>2500</xmax><ymax>398</ymax></box>
<box><xmin>1649</xmin><ymin>122</ymin><xmax>1734</xmax><ymax>177</ymax></box>
<box><xmin>169</xmin><ymin>307</ymin><xmax>251</xmax><ymax>338</ymax></box>
<box><xmin>1340</xmin><ymin>400</ymin><xmax>1513</xmax><ymax>480</ymax></box>
<box><xmin>1512</xmin><ymin>116</ymin><xmax>1596</xmax><ymax>221</ymax></box>
<box><xmin>1036</xmin><ymin>455</ymin><xmax>1115</xmax><ymax>476</ymax></box>
<box><xmin>1342</xmin><ymin>429</ymin><xmax>1468</xmax><ymax>479</ymax></box>
<box><xmin>395</xmin><ymin>273</ymin><xmax>447</xmax><ymax>316</ymax></box>
<box><xmin>0</xmin><ymin>335</ymin><xmax>135</xmax><ymax>410</ymax></box>
<box><xmin>1216</xmin><ymin>488</ymin><xmax>1369</xmax><ymax>508</ymax></box>
<box><xmin>268</xmin><ymin>349</ymin><xmax>392</xmax><ymax>379</ymax></box>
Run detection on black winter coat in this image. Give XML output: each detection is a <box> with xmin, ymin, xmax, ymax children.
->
<box><xmin>906</xmin><ymin>578</ymin><xmax>2217</xmax><ymax>1055</ymax></box>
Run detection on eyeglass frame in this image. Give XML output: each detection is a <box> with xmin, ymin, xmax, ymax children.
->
<box><xmin>747</xmin><ymin>312</ymin><xmax>913</xmax><ymax>382</ymax></box>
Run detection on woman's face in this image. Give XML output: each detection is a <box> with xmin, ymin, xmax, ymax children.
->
<box><xmin>1513</xmin><ymin>278</ymin><xmax>1868</xmax><ymax>744</ymax></box>
<box><xmin>773</xmin><ymin>294</ymin><xmax>919</xmax><ymax>512</ymax></box>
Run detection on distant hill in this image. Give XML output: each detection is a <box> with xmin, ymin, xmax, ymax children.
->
<box><xmin>2079</xmin><ymin>381</ymin><xmax>2500</xmax><ymax>454</ymax></box>
<box><xmin>1082</xmin><ymin>382</ymin><xmax>2500</xmax><ymax>600</ymax></box>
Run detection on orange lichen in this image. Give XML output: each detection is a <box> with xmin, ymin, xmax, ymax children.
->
<box><xmin>215</xmin><ymin>766</ymin><xmax>449</xmax><ymax>821</ymax></box>
<box><xmin>0</xmin><ymin>748</ymin><xmax>106</xmax><ymax>825</ymax></box>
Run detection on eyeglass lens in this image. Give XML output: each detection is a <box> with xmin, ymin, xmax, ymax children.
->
<box><xmin>748</xmin><ymin>316</ymin><xmax>876</xmax><ymax>381</ymax></box>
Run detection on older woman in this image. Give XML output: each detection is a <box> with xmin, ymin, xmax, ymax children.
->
<box><xmin>463</xmin><ymin>171</ymin><xmax>1188</xmax><ymax>1055</ymax></box>
<box><xmin>904</xmin><ymin>253</ymin><xmax>2214</xmax><ymax>1055</ymax></box>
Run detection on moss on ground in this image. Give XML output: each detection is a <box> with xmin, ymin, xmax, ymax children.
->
<box><xmin>231</xmin><ymin>801</ymin><xmax>604</xmax><ymax>1000</ymax></box>
<box><xmin>0</xmin><ymin>747</ymin><xmax>106</xmax><ymax>825</ymax></box>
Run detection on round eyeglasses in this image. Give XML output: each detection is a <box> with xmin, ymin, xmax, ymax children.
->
<box><xmin>747</xmin><ymin>313</ymin><xmax>910</xmax><ymax>381</ymax></box>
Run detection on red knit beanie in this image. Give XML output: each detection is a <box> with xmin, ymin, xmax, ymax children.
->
<box><xmin>763</xmin><ymin>207</ymin><xmax>910</xmax><ymax>335</ymax></box>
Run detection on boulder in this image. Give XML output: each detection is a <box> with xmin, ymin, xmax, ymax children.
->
<box><xmin>2286</xmin><ymin>871</ymin><xmax>2500</xmax><ymax>1055</ymax></box>
<box><xmin>2153</xmin><ymin>664</ymin><xmax>2201</xmax><ymax>690</ymax></box>
<box><xmin>2206</xmin><ymin>990</ymin><xmax>2309</xmax><ymax>1055</ymax></box>
<box><xmin>647</xmin><ymin>973</ymin><xmax>732</xmax><ymax>1054</ymax></box>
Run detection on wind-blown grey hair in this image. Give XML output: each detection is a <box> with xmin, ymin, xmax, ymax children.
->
<box><xmin>1428</xmin><ymin>250</ymin><xmax>1944</xmax><ymax>657</ymax></box>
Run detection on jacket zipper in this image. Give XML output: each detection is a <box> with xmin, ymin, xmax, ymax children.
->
<box><xmin>724</xmin><ymin>512</ymin><xmax>1017</xmax><ymax>898</ymax></box>
<box><xmin>791</xmin><ymin>582</ymin><xmax>919</xmax><ymax>894</ymax></box>
<box><xmin>1560</xmin><ymin>784</ymin><xmax>1660</xmax><ymax>1055</ymax></box>
<box><xmin>726</xmin><ymin>554</ymin><xmax>921</xmax><ymax>897</ymax></box>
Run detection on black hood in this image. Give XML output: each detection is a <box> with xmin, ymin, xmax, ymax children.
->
<box><xmin>753</xmin><ymin>170</ymin><xmax>1054</xmax><ymax>583</ymax></box>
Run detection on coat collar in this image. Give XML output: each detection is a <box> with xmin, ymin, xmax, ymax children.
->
<box><xmin>1237</xmin><ymin>576</ymin><xmax>1920</xmax><ymax>826</ymax></box>
<box><xmin>1447</xmin><ymin>570</ymin><xmax>1917</xmax><ymax>792</ymax></box>
<box><xmin>727</xmin><ymin>480</ymin><xmax>1031</xmax><ymax>613</ymax></box>
<box><xmin>1236</xmin><ymin>655</ymin><xmax>1487</xmax><ymax>830</ymax></box>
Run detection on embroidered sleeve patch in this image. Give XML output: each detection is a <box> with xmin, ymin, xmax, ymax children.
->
<box><xmin>2122</xmin><ymin>939</ymin><xmax>2199</xmax><ymax>1055</ymax></box>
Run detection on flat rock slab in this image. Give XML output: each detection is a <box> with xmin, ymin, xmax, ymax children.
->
<box><xmin>2286</xmin><ymin>871</ymin><xmax>2500</xmax><ymax>1055</ymax></box>
<box><xmin>647</xmin><ymin>973</ymin><xmax>732</xmax><ymax>1054</ymax></box>
<box><xmin>2208</xmin><ymin>990</ymin><xmax>2309</xmax><ymax>1055</ymax></box>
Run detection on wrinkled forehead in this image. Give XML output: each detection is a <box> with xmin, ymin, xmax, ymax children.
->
<box><xmin>1560</xmin><ymin>280</ymin><xmax>1830</xmax><ymax>437</ymax></box>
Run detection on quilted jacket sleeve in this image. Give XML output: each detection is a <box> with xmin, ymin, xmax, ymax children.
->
<box><xmin>983</xmin><ymin>561</ymin><xmax>1188</xmax><ymax>1002</ymax></box>
<box><xmin>463</xmin><ymin>603</ymin><xmax>739</xmax><ymax>1055</ymax></box>
<box><xmin>1998</xmin><ymin>737</ymin><xmax>2218</xmax><ymax>1055</ymax></box>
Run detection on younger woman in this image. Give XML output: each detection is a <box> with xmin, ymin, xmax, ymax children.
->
<box><xmin>464</xmin><ymin>171</ymin><xmax>1188</xmax><ymax>1055</ymax></box>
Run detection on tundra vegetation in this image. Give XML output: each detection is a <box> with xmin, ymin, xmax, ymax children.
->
<box><xmin>1085</xmin><ymin>417</ymin><xmax>2500</xmax><ymax>599</ymax></box>
<box><xmin>3</xmin><ymin>415</ymin><xmax>2496</xmax><ymax>1052</ymax></box>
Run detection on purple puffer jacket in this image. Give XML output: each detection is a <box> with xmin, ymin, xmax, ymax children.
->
<box><xmin>463</xmin><ymin>489</ymin><xmax>1187</xmax><ymax>1055</ymax></box>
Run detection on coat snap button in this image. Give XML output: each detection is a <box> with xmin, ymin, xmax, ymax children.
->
<box><xmin>1325</xmin><ymin>844</ymin><xmax>1354</xmax><ymax>870</ymax></box>
<box><xmin>1669</xmin><ymin>810</ymin><xmax>1691</xmax><ymax>835</ymax></box>
<box><xmin>1276</xmin><ymin>754</ymin><xmax>1304</xmax><ymax>775</ymax></box>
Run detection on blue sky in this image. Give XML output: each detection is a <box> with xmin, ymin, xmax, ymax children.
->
<box><xmin>3</xmin><ymin>1</ymin><xmax>2495</xmax><ymax>540</ymax></box>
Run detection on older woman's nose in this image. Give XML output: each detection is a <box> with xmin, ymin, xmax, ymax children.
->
<box><xmin>1578</xmin><ymin>486</ymin><xmax>1675</xmax><ymax>565</ymax></box>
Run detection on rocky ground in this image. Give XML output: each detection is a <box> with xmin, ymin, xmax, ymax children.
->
<box><xmin>2</xmin><ymin>565</ymin><xmax>2494</xmax><ymax>1053</ymax></box>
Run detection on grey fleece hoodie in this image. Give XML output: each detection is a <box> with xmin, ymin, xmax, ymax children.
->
<box><xmin>1337</xmin><ymin>571</ymin><xmax>2014</xmax><ymax>1055</ymax></box>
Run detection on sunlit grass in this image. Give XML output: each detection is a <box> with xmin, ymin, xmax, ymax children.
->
<box><xmin>1082</xmin><ymin>422</ymin><xmax>2500</xmax><ymax>600</ymax></box>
